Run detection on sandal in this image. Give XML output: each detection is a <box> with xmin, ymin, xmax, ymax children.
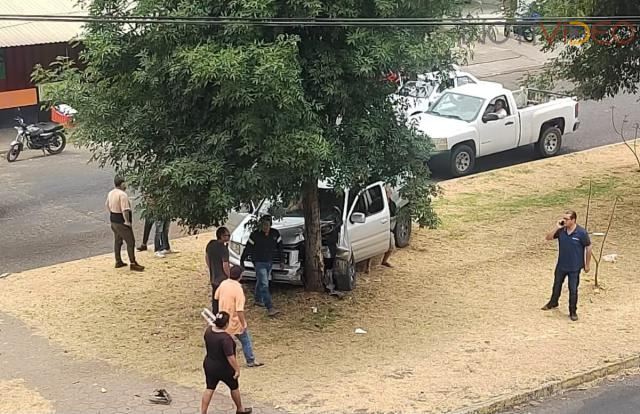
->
<box><xmin>237</xmin><ymin>408</ymin><xmax>252</xmax><ymax>414</ymax></box>
<box><xmin>148</xmin><ymin>388</ymin><xmax>172</xmax><ymax>405</ymax></box>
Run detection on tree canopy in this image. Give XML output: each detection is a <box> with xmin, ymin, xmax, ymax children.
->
<box><xmin>532</xmin><ymin>0</ymin><xmax>640</xmax><ymax>100</ymax></box>
<box><xmin>37</xmin><ymin>0</ymin><xmax>467</xmax><ymax>290</ymax></box>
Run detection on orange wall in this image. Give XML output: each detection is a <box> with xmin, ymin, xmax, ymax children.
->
<box><xmin>0</xmin><ymin>88</ymin><xmax>38</xmax><ymax>110</ymax></box>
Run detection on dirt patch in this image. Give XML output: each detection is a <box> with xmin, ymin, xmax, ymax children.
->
<box><xmin>1</xmin><ymin>143</ymin><xmax>640</xmax><ymax>413</ymax></box>
<box><xmin>0</xmin><ymin>379</ymin><xmax>53</xmax><ymax>414</ymax></box>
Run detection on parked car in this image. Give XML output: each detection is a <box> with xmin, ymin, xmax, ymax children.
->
<box><xmin>417</xmin><ymin>83</ymin><xmax>580</xmax><ymax>177</ymax></box>
<box><xmin>228</xmin><ymin>181</ymin><xmax>412</xmax><ymax>291</ymax></box>
<box><xmin>392</xmin><ymin>67</ymin><xmax>480</xmax><ymax>118</ymax></box>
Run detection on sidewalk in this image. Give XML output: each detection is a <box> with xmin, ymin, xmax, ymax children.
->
<box><xmin>0</xmin><ymin>311</ymin><xmax>283</xmax><ymax>414</ymax></box>
<box><xmin>0</xmin><ymin>128</ymin><xmax>14</xmax><ymax>154</ymax></box>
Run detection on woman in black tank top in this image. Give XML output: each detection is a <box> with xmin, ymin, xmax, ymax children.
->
<box><xmin>201</xmin><ymin>311</ymin><xmax>252</xmax><ymax>414</ymax></box>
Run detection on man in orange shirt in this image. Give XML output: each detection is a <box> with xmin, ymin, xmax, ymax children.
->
<box><xmin>214</xmin><ymin>266</ymin><xmax>263</xmax><ymax>368</ymax></box>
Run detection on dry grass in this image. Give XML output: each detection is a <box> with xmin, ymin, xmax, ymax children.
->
<box><xmin>2</xmin><ymin>143</ymin><xmax>640</xmax><ymax>413</ymax></box>
<box><xmin>0</xmin><ymin>379</ymin><xmax>53</xmax><ymax>414</ymax></box>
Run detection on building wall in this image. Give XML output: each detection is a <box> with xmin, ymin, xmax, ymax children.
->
<box><xmin>0</xmin><ymin>42</ymin><xmax>81</xmax><ymax>126</ymax></box>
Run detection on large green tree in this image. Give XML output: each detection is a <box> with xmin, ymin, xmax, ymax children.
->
<box><xmin>39</xmin><ymin>0</ymin><xmax>464</xmax><ymax>291</ymax></box>
<box><xmin>533</xmin><ymin>0</ymin><xmax>640</xmax><ymax>100</ymax></box>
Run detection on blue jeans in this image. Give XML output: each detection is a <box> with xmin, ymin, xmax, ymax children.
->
<box><xmin>549</xmin><ymin>268</ymin><xmax>581</xmax><ymax>313</ymax></box>
<box><xmin>235</xmin><ymin>329</ymin><xmax>255</xmax><ymax>365</ymax></box>
<box><xmin>154</xmin><ymin>219</ymin><xmax>170</xmax><ymax>252</ymax></box>
<box><xmin>254</xmin><ymin>262</ymin><xmax>273</xmax><ymax>310</ymax></box>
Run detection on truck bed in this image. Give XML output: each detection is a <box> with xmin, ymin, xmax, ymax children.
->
<box><xmin>512</xmin><ymin>87</ymin><xmax>575</xmax><ymax>109</ymax></box>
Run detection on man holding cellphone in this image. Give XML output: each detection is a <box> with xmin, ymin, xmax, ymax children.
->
<box><xmin>541</xmin><ymin>210</ymin><xmax>592</xmax><ymax>321</ymax></box>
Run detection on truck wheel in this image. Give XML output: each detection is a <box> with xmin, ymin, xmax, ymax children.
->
<box><xmin>537</xmin><ymin>127</ymin><xmax>562</xmax><ymax>158</ymax></box>
<box><xmin>394</xmin><ymin>209</ymin><xmax>412</xmax><ymax>248</ymax></box>
<box><xmin>450</xmin><ymin>144</ymin><xmax>475</xmax><ymax>177</ymax></box>
<box><xmin>334</xmin><ymin>254</ymin><xmax>356</xmax><ymax>291</ymax></box>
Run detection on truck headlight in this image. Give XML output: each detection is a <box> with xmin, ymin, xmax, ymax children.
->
<box><xmin>229</xmin><ymin>241</ymin><xmax>242</xmax><ymax>255</ymax></box>
<box><xmin>430</xmin><ymin>137</ymin><xmax>449</xmax><ymax>151</ymax></box>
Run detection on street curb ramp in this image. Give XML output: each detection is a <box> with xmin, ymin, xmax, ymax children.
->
<box><xmin>451</xmin><ymin>355</ymin><xmax>640</xmax><ymax>414</ymax></box>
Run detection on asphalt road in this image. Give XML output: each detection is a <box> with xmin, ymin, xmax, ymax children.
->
<box><xmin>501</xmin><ymin>373</ymin><xmax>640</xmax><ymax>414</ymax></box>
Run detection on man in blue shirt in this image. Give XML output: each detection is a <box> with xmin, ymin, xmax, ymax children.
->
<box><xmin>541</xmin><ymin>210</ymin><xmax>593</xmax><ymax>321</ymax></box>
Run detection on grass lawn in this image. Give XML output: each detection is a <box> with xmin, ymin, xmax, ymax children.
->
<box><xmin>2</xmin><ymin>143</ymin><xmax>640</xmax><ymax>413</ymax></box>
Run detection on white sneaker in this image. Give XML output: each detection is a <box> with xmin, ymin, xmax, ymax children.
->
<box><xmin>155</xmin><ymin>251</ymin><xmax>166</xmax><ymax>258</ymax></box>
<box><xmin>162</xmin><ymin>249</ymin><xmax>179</xmax><ymax>254</ymax></box>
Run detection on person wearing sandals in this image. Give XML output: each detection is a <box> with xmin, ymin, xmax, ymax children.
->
<box><xmin>215</xmin><ymin>266</ymin><xmax>264</xmax><ymax>368</ymax></box>
<box><xmin>201</xmin><ymin>311</ymin><xmax>252</xmax><ymax>414</ymax></box>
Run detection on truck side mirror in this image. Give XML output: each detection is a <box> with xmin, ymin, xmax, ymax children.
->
<box><xmin>350</xmin><ymin>212</ymin><xmax>366</xmax><ymax>224</ymax></box>
<box><xmin>482</xmin><ymin>113</ymin><xmax>499</xmax><ymax>123</ymax></box>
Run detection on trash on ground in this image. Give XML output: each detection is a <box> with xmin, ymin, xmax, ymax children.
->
<box><xmin>149</xmin><ymin>388</ymin><xmax>172</xmax><ymax>405</ymax></box>
<box><xmin>0</xmin><ymin>273</ymin><xmax>11</xmax><ymax>279</ymax></box>
<box><xmin>354</xmin><ymin>328</ymin><xmax>367</xmax><ymax>334</ymax></box>
<box><xmin>603</xmin><ymin>254</ymin><xmax>618</xmax><ymax>263</ymax></box>
<box><xmin>100</xmin><ymin>388</ymin><xmax>107</xmax><ymax>393</ymax></box>
<box><xmin>592</xmin><ymin>232</ymin><xmax>605</xmax><ymax>236</ymax></box>
<box><xmin>311</xmin><ymin>307</ymin><xmax>318</xmax><ymax>313</ymax></box>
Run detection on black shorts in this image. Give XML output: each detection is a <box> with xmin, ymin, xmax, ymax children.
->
<box><xmin>203</xmin><ymin>359</ymin><xmax>239</xmax><ymax>391</ymax></box>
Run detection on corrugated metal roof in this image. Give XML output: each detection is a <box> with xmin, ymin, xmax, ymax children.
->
<box><xmin>0</xmin><ymin>0</ymin><xmax>86</xmax><ymax>48</ymax></box>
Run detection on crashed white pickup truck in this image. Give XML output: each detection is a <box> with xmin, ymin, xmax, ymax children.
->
<box><xmin>228</xmin><ymin>181</ymin><xmax>411</xmax><ymax>291</ymax></box>
<box><xmin>415</xmin><ymin>83</ymin><xmax>580</xmax><ymax>176</ymax></box>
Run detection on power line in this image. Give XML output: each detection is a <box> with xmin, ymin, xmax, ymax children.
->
<box><xmin>1</xmin><ymin>14</ymin><xmax>640</xmax><ymax>27</ymax></box>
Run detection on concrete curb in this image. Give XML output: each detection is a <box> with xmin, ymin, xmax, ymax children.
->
<box><xmin>451</xmin><ymin>354</ymin><xmax>640</xmax><ymax>414</ymax></box>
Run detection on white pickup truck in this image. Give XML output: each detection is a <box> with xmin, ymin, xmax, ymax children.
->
<box><xmin>228</xmin><ymin>181</ymin><xmax>411</xmax><ymax>291</ymax></box>
<box><xmin>415</xmin><ymin>83</ymin><xmax>580</xmax><ymax>176</ymax></box>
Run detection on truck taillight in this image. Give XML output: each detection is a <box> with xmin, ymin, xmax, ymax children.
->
<box><xmin>575</xmin><ymin>102</ymin><xmax>579</xmax><ymax>118</ymax></box>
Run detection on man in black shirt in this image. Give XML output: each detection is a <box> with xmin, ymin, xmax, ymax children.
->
<box><xmin>206</xmin><ymin>227</ymin><xmax>231</xmax><ymax>313</ymax></box>
<box><xmin>240</xmin><ymin>215</ymin><xmax>282</xmax><ymax>317</ymax></box>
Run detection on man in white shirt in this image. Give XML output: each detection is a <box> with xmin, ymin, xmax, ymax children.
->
<box><xmin>105</xmin><ymin>176</ymin><xmax>144</xmax><ymax>271</ymax></box>
<box><xmin>493</xmin><ymin>99</ymin><xmax>508</xmax><ymax>119</ymax></box>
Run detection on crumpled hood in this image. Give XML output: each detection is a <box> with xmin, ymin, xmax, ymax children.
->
<box><xmin>232</xmin><ymin>216</ymin><xmax>335</xmax><ymax>246</ymax></box>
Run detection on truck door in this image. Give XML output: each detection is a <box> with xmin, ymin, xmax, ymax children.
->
<box><xmin>478</xmin><ymin>94</ymin><xmax>519</xmax><ymax>156</ymax></box>
<box><xmin>346</xmin><ymin>183</ymin><xmax>391</xmax><ymax>262</ymax></box>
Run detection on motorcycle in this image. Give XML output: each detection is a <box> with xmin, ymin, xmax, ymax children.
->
<box><xmin>6</xmin><ymin>117</ymin><xmax>67</xmax><ymax>162</ymax></box>
<box><xmin>503</xmin><ymin>12</ymin><xmax>539</xmax><ymax>43</ymax></box>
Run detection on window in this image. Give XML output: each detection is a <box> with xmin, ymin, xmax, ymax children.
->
<box><xmin>456</xmin><ymin>76</ymin><xmax>475</xmax><ymax>86</ymax></box>
<box><xmin>0</xmin><ymin>49</ymin><xmax>5</xmax><ymax>80</ymax></box>
<box><xmin>366</xmin><ymin>186</ymin><xmax>384</xmax><ymax>215</ymax></box>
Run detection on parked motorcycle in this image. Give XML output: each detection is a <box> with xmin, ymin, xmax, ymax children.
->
<box><xmin>6</xmin><ymin>117</ymin><xmax>66</xmax><ymax>162</ymax></box>
<box><xmin>503</xmin><ymin>21</ymin><xmax>535</xmax><ymax>42</ymax></box>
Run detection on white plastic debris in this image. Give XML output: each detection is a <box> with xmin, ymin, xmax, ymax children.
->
<box><xmin>0</xmin><ymin>273</ymin><xmax>10</xmax><ymax>279</ymax></box>
<box><xmin>311</xmin><ymin>307</ymin><xmax>318</xmax><ymax>314</ymax></box>
<box><xmin>592</xmin><ymin>232</ymin><xmax>605</xmax><ymax>236</ymax></box>
<box><xmin>100</xmin><ymin>388</ymin><xmax>107</xmax><ymax>393</ymax></box>
<box><xmin>354</xmin><ymin>328</ymin><xmax>367</xmax><ymax>334</ymax></box>
<box><xmin>603</xmin><ymin>254</ymin><xmax>618</xmax><ymax>263</ymax></box>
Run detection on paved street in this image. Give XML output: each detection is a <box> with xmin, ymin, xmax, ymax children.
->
<box><xmin>501</xmin><ymin>373</ymin><xmax>640</xmax><ymax>414</ymax></box>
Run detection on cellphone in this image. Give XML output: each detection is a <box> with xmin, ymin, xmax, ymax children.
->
<box><xmin>559</xmin><ymin>220</ymin><xmax>565</xmax><ymax>226</ymax></box>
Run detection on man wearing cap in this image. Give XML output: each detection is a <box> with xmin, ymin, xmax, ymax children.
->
<box><xmin>240</xmin><ymin>215</ymin><xmax>283</xmax><ymax>317</ymax></box>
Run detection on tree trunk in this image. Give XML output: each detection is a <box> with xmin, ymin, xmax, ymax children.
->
<box><xmin>302</xmin><ymin>177</ymin><xmax>324</xmax><ymax>292</ymax></box>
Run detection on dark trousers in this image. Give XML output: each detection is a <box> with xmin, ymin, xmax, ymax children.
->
<box><xmin>154</xmin><ymin>219</ymin><xmax>171</xmax><ymax>252</ymax></box>
<box><xmin>211</xmin><ymin>283</ymin><xmax>220</xmax><ymax>314</ymax></box>
<box><xmin>548</xmin><ymin>268</ymin><xmax>581</xmax><ymax>314</ymax></box>
<box><xmin>111</xmin><ymin>222</ymin><xmax>137</xmax><ymax>264</ymax></box>
<box><xmin>141</xmin><ymin>219</ymin><xmax>154</xmax><ymax>245</ymax></box>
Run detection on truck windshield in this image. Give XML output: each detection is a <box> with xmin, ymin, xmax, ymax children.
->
<box><xmin>397</xmin><ymin>81</ymin><xmax>436</xmax><ymax>99</ymax></box>
<box><xmin>428</xmin><ymin>92</ymin><xmax>485</xmax><ymax>122</ymax></box>
<box><xmin>258</xmin><ymin>189</ymin><xmax>345</xmax><ymax>221</ymax></box>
